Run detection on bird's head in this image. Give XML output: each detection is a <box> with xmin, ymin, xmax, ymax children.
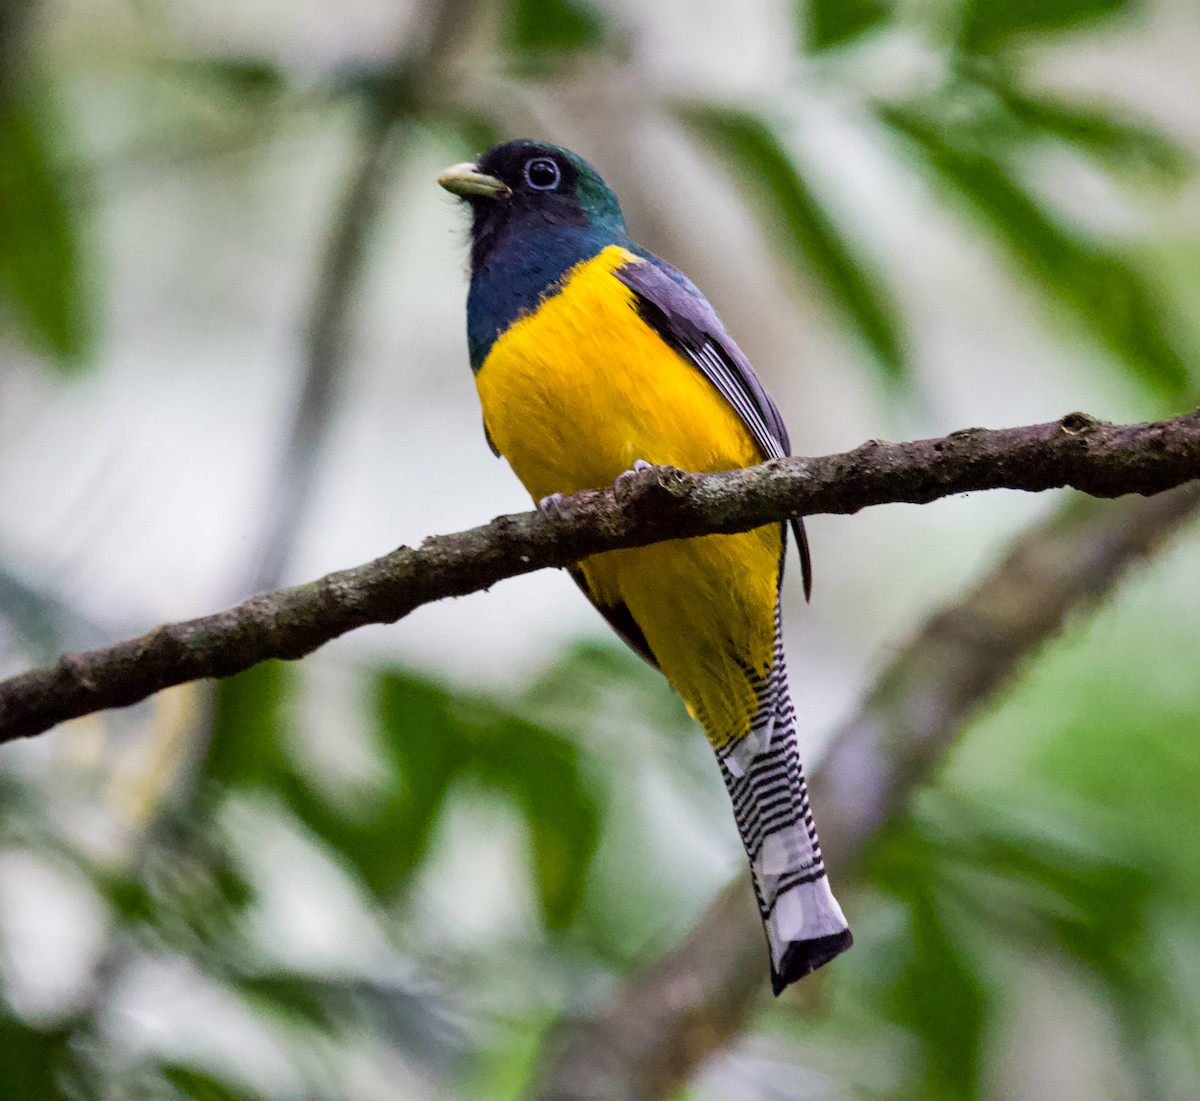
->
<box><xmin>438</xmin><ymin>140</ymin><xmax>627</xmax><ymax>269</ymax></box>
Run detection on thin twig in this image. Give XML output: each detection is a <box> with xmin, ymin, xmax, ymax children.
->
<box><xmin>0</xmin><ymin>410</ymin><xmax>1197</xmax><ymax>741</ymax></box>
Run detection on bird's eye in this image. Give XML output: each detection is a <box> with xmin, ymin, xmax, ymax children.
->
<box><xmin>523</xmin><ymin>157</ymin><xmax>561</xmax><ymax>190</ymax></box>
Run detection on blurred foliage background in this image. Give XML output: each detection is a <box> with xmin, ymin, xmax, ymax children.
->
<box><xmin>2</xmin><ymin>0</ymin><xmax>1200</xmax><ymax>1097</ymax></box>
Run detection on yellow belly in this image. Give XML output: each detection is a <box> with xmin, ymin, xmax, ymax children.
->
<box><xmin>475</xmin><ymin>244</ymin><xmax>781</xmax><ymax>747</ymax></box>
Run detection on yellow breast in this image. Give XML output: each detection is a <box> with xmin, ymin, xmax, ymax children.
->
<box><xmin>476</xmin><ymin>245</ymin><xmax>763</xmax><ymax>497</ymax></box>
<box><xmin>475</xmin><ymin>244</ymin><xmax>781</xmax><ymax>748</ymax></box>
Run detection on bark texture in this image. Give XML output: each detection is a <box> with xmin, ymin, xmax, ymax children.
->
<box><xmin>1</xmin><ymin>411</ymin><xmax>1197</xmax><ymax>741</ymax></box>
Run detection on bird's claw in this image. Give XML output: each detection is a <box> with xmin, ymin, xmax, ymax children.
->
<box><xmin>615</xmin><ymin>459</ymin><xmax>654</xmax><ymax>495</ymax></box>
<box><xmin>538</xmin><ymin>492</ymin><xmax>567</xmax><ymax>517</ymax></box>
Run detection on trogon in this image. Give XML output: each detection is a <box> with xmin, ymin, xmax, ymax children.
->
<box><xmin>438</xmin><ymin>140</ymin><xmax>851</xmax><ymax>993</ymax></box>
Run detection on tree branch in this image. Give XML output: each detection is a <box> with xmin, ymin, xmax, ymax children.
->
<box><xmin>1</xmin><ymin>410</ymin><xmax>1197</xmax><ymax>741</ymax></box>
<box><xmin>528</xmin><ymin>480</ymin><xmax>1200</xmax><ymax>1101</ymax></box>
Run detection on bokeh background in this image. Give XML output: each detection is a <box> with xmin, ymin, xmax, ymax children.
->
<box><xmin>2</xmin><ymin>0</ymin><xmax>1200</xmax><ymax>1097</ymax></box>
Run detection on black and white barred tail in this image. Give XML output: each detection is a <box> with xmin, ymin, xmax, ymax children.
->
<box><xmin>717</xmin><ymin>611</ymin><xmax>852</xmax><ymax>994</ymax></box>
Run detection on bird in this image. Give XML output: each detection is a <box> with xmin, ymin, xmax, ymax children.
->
<box><xmin>438</xmin><ymin>140</ymin><xmax>851</xmax><ymax>993</ymax></box>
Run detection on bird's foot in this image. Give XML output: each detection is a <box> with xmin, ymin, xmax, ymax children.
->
<box><xmin>538</xmin><ymin>492</ymin><xmax>567</xmax><ymax>517</ymax></box>
<box><xmin>614</xmin><ymin>459</ymin><xmax>654</xmax><ymax>495</ymax></box>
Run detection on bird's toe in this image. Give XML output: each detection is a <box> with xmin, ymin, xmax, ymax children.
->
<box><xmin>538</xmin><ymin>492</ymin><xmax>566</xmax><ymax>516</ymax></box>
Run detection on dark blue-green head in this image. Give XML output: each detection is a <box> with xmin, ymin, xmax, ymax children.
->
<box><xmin>439</xmin><ymin>140</ymin><xmax>629</xmax><ymax>367</ymax></box>
<box><xmin>439</xmin><ymin>140</ymin><xmax>627</xmax><ymax>269</ymax></box>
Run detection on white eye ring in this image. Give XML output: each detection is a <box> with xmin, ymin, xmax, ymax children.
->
<box><xmin>523</xmin><ymin>157</ymin><xmax>561</xmax><ymax>190</ymax></box>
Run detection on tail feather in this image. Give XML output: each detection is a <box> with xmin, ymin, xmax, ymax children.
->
<box><xmin>772</xmin><ymin>926</ymin><xmax>855</xmax><ymax>995</ymax></box>
<box><xmin>717</xmin><ymin>619</ymin><xmax>851</xmax><ymax>993</ymax></box>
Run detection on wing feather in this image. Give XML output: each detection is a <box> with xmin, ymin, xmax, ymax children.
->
<box><xmin>614</xmin><ymin>255</ymin><xmax>812</xmax><ymax>599</ymax></box>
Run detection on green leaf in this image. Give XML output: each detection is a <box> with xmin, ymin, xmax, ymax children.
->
<box><xmin>959</xmin><ymin>0</ymin><xmax>1133</xmax><ymax>53</ymax></box>
<box><xmin>169</xmin><ymin>58</ymin><xmax>288</xmax><ymax>100</ymax></box>
<box><xmin>806</xmin><ymin>0</ymin><xmax>892</xmax><ymax>52</ymax></box>
<box><xmin>206</xmin><ymin>661</ymin><xmax>292</xmax><ymax>788</ymax></box>
<box><xmin>872</xmin><ymin>828</ymin><xmax>989</xmax><ymax>1101</ymax></box>
<box><xmin>681</xmin><ymin>105</ymin><xmax>908</xmax><ymax>381</ymax></box>
<box><xmin>349</xmin><ymin>671</ymin><xmax>468</xmax><ymax>894</ymax></box>
<box><xmin>970</xmin><ymin>74</ymin><xmax>1186</xmax><ymax>177</ymax></box>
<box><xmin>271</xmin><ymin>669</ymin><xmax>469</xmax><ymax>899</ymax></box>
<box><xmin>880</xmin><ymin>104</ymin><xmax>1189</xmax><ymax>396</ymax></box>
<box><xmin>886</xmin><ymin>792</ymin><xmax>1176</xmax><ymax>1095</ymax></box>
<box><xmin>0</xmin><ymin>95</ymin><xmax>89</xmax><ymax>369</ymax></box>
<box><xmin>472</xmin><ymin>712</ymin><xmax>601</xmax><ymax>929</ymax></box>
<box><xmin>895</xmin><ymin>889</ymin><xmax>988</xmax><ymax>1100</ymax></box>
<box><xmin>161</xmin><ymin>1064</ymin><xmax>263</xmax><ymax>1101</ymax></box>
<box><xmin>370</xmin><ymin>668</ymin><xmax>601</xmax><ymax>926</ymax></box>
<box><xmin>522</xmin><ymin>766</ymin><xmax>599</xmax><ymax>929</ymax></box>
<box><xmin>920</xmin><ymin>797</ymin><xmax>1157</xmax><ymax>985</ymax></box>
<box><xmin>98</xmin><ymin>870</ymin><xmax>159</xmax><ymax>926</ymax></box>
<box><xmin>95</xmin><ymin>805</ymin><xmax>254</xmax><ymax>955</ymax></box>
<box><xmin>1036</xmin><ymin>705</ymin><xmax>1200</xmax><ymax>903</ymax></box>
<box><xmin>209</xmin><ymin>662</ymin><xmax>602</xmax><ymax>925</ymax></box>
<box><xmin>504</xmin><ymin>0</ymin><xmax>606</xmax><ymax>54</ymax></box>
<box><xmin>209</xmin><ymin>665</ymin><xmax>462</xmax><ymax>898</ymax></box>
<box><xmin>236</xmin><ymin>973</ymin><xmax>337</xmax><ymax>1029</ymax></box>
<box><xmin>0</xmin><ymin>1017</ymin><xmax>73</xmax><ymax>1101</ymax></box>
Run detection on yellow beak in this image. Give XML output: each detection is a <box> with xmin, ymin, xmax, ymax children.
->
<box><xmin>437</xmin><ymin>162</ymin><xmax>510</xmax><ymax>199</ymax></box>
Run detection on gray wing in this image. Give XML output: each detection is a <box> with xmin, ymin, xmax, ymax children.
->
<box><xmin>614</xmin><ymin>255</ymin><xmax>812</xmax><ymax>599</ymax></box>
